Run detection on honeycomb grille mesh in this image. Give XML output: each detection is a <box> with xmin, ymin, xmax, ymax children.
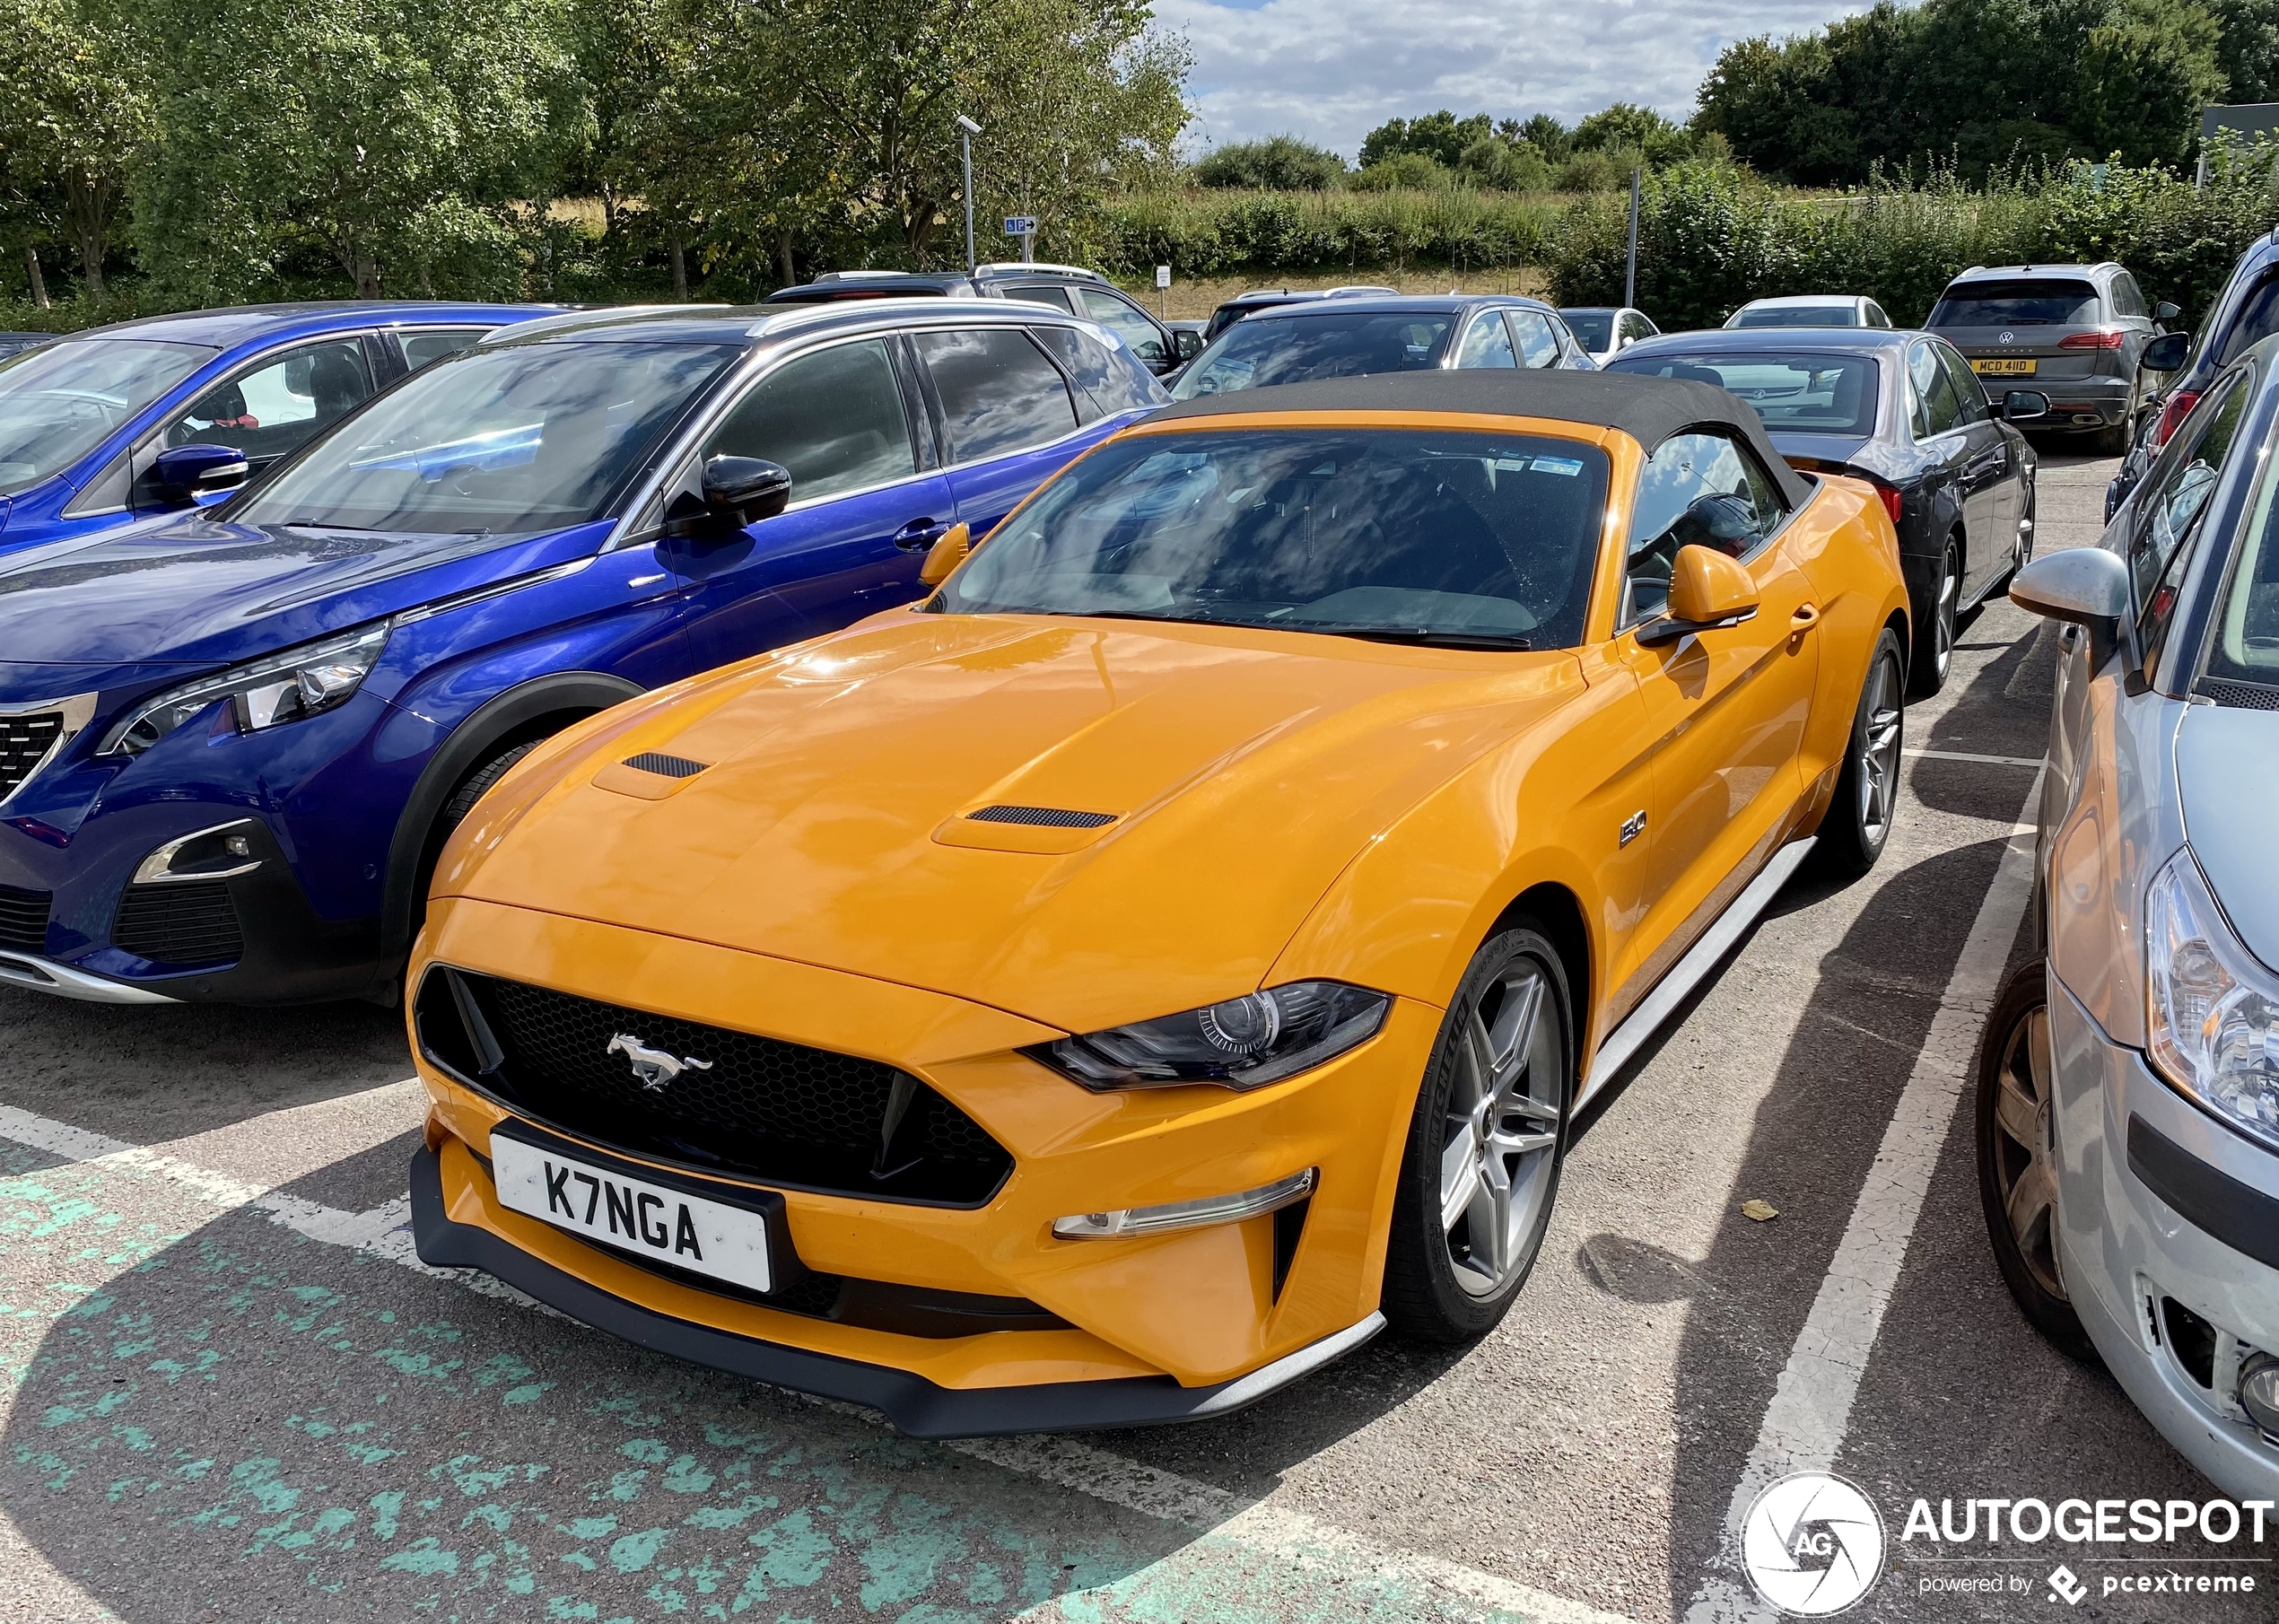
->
<box><xmin>2197</xmin><ymin>678</ymin><xmax>2277</xmax><ymax>712</ymax></box>
<box><xmin>966</xmin><ymin>804</ymin><xmax>1115</xmax><ymax>828</ymax></box>
<box><xmin>0</xmin><ymin>711</ymin><xmax>63</xmax><ymax>799</ymax></box>
<box><xmin>113</xmin><ymin>881</ymin><xmax>243</xmax><ymax>967</ymax></box>
<box><xmin>0</xmin><ymin>885</ymin><xmax>49</xmax><ymax>953</ymax></box>
<box><xmin>428</xmin><ymin>972</ymin><xmax>1011</xmax><ymax>1204</ymax></box>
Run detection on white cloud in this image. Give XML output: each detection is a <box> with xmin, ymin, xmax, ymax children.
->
<box><xmin>1156</xmin><ymin>0</ymin><xmax>1873</xmax><ymax>160</ymax></box>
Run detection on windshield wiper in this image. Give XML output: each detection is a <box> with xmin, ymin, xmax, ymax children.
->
<box><xmin>1313</xmin><ymin>626</ymin><xmax>1533</xmax><ymax>650</ymax></box>
<box><xmin>276</xmin><ymin>520</ymin><xmax>380</xmax><ymax>533</ymax></box>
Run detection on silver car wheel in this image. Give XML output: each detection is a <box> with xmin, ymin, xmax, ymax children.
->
<box><xmin>1933</xmin><ymin>550</ymin><xmax>1959</xmax><ymax>681</ymax></box>
<box><xmin>1439</xmin><ymin>964</ymin><xmax>1563</xmax><ymax>1298</ymax></box>
<box><xmin>1989</xmin><ymin>998</ymin><xmax>2065</xmax><ymax>1300</ymax></box>
<box><xmin>1856</xmin><ymin>651</ymin><xmax>1902</xmax><ymax>844</ymax></box>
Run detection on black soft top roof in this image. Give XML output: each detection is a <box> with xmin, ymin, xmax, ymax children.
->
<box><xmin>1152</xmin><ymin>369</ymin><xmax>1813</xmax><ymax>507</ymax></box>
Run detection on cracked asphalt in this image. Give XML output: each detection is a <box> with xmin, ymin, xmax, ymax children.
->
<box><xmin>4</xmin><ymin>447</ymin><xmax>2267</xmax><ymax>1624</ymax></box>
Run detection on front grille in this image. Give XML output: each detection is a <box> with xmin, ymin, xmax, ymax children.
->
<box><xmin>0</xmin><ymin>711</ymin><xmax>64</xmax><ymax>799</ymax></box>
<box><xmin>0</xmin><ymin>885</ymin><xmax>50</xmax><ymax>953</ymax></box>
<box><xmin>417</xmin><ymin>970</ymin><xmax>1013</xmax><ymax>1205</ymax></box>
<box><xmin>112</xmin><ymin>881</ymin><xmax>244</xmax><ymax>967</ymax></box>
<box><xmin>967</xmin><ymin>804</ymin><xmax>1116</xmax><ymax>828</ymax></box>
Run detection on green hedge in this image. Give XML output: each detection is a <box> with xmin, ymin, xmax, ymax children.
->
<box><xmin>1093</xmin><ymin>188</ymin><xmax>1563</xmax><ymax>278</ymax></box>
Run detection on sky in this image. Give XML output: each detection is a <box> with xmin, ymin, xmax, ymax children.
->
<box><xmin>1153</xmin><ymin>0</ymin><xmax>1873</xmax><ymax>160</ymax></box>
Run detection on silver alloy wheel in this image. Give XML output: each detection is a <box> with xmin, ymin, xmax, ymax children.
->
<box><xmin>1857</xmin><ymin>651</ymin><xmax>1902</xmax><ymax>844</ymax></box>
<box><xmin>1989</xmin><ymin>998</ymin><xmax>2065</xmax><ymax>1298</ymax></box>
<box><xmin>1439</xmin><ymin>964</ymin><xmax>1562</xmax><ymax>1297</ymax></box>
<box><xmin>1933</xmin><ymin>550</ymin><xmax>1959</xmax><ymax>680</ymax></box>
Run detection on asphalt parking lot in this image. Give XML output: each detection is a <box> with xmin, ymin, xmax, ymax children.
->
<box><xmin>1</xmin><ymin>446</ymin><xmax>2265</xmax><ymax>1624</ymax></box>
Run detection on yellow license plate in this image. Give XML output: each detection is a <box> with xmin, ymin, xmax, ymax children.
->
<box><xmin>1972</xmin><ymin>358</ymin><xmax>2036</xmax><ymax>375</ymax></box>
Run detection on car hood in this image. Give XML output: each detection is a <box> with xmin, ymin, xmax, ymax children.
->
<box><xmin>446</xmin><ymin>612</ymin><xmax>1585</xmax><ymax>1034</ymax></box>
<box><xmin>0</xmin><ymin>514</ymin><xmax>607</xmax><ymax>672</ymax></box>
<box><xmin>2177</xmin><ymin>704</ymin><xmax>2278</xmax><ymax>969</ymax></box>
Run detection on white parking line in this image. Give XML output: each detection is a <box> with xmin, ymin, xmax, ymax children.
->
<box><xmin>1903</xmin><ymin>747</ymin><xmax>2045</xmax><ymax>769</ymax></box>
<box><xmin>0</xmin><ymin>1095</ymin><xmax>1638</xmax><ymax>1624</ymax></box>
<box><xmin>1682</xmin><ymin>775</ymin><xmax>2043</xmax><ymax>1623</ymax></box>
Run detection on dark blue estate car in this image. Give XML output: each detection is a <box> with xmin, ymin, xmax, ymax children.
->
<box><xmin>0</xmin><ymin>300</ymin><xmax>1166</xmax><ymax>1005</ymax></box>
<box><xmin>0</xmin><ymin>302</ymin><xmax>554</xmax><ymax>558</ymax></box>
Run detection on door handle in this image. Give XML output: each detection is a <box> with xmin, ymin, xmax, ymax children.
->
<box><xmin>894</xmin><ymin>518</ymin><xmax>953</xmax><ymax>551</ymax></box>
<box><xmin>1789</xmin><ymin>603</ymin><xmax>1821</xmax><ymax>633</ymax></box>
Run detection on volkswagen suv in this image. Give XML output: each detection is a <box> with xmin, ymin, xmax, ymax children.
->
<box><xmin>1925</xmin><ymin>263</ymin><xmax>2178</xmax><ymax>452</ymax></box>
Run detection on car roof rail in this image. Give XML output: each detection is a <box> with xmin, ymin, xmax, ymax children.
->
<box><xmin>477</xmin><ymin>303</ymin><xmax>731</xmax><ymax>344</ymax></box>
<box><xmin>977</xmin><ymin>262</ymin><xmax>1105</xmax><ymax>281</ymax></box>
<box><xmin>746</xmin><ymin>295</ymin><xmax>1078</xmax><ymax>339</ymax></box>
<box><xmin>1324</xmin><ymin>284</ymin><xmax>1400</xmax><ymax>297</ymax></box>
<box><xmin>812</xmin><ymin>270</ymin><xmax>928</xmax><ymax>282</ymax></box>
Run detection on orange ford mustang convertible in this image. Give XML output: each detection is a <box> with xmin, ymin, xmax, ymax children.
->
<box><xmin>406</xmin><ymin>371</ymin><xmax>1909</xmax><ymax>1436</ymax></box>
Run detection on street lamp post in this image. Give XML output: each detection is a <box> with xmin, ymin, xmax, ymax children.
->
<box><xmin>956</xmin><ymin>115</ymin><xmax>982</xmax><ymax>275</ymax></box>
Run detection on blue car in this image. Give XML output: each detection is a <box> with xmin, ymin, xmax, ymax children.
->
<box><xmin>0</xmin><ymin>299</ymin><xmax>1167</xmax><ymax>1005</ymax></box>
<box><xmin>0</xmin><ymin>301</ymin><xmax>552</xmax><ymax>558</ymax></box>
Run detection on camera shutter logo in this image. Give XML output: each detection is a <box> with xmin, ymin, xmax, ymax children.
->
<box><xmin>1740</xmin><ymin>1471</ymin><xmax>1886</xmax><ymax>1615</ymax></box>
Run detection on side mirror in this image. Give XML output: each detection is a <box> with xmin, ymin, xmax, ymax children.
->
<box><xmin>1639</xmin><ymin>545</ymin><xmax>1760</xmax><ymax>645</ymax></box>
<box><xmin>919</xmin><ymin>521</ymin><xmax>971</xmax><ymax>588</ymax></box>
<box><xmin>1174</xmin><ymin>329</ymin><xmax>1204</xmax><ymax>362</ymax></box>
<box><xmin>2153</xmin><ymin>301</ymin><xmax>2180</xmax><ymax>321</ymax></box>
<box><xmin>153</xmin><ymin>442</ymin><xmax>250</xmax><ymax>503</ymax></box>
<box><xmin>2003</xmin><ymin>389</ymin><xmax>2050</xmax><ymax>423</ymax></box>
<box><xmin>2141</xmin><ymin>331</ymin><xmax>2189</xmax><ymax>373</ymax></box>
<box><xmin>2011</xmin><ymin>546</ymin><xmax>2129</xmax><ymax>668</ymax></box>
<box><xmin>694</xmin><ymin>455</ymin><xmax>791</xmax><ymax>531</ymax></box>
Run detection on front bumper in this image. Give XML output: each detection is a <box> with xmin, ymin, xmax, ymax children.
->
<box><xmin>2047</xmin><ymin>973</ymin><xmax>2279</xmax><ymax>1497</ymax></box>
<box><xmin>408</xmin><ymin>895</ymin><xmax>1430</xmax><ymax>1430</ymax></box>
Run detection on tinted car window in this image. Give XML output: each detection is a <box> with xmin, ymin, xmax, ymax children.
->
<box><xmin>937</xmin><ymin>428</ymin><xmax>1608</xmax><ymax>648</ymax></box>
<box><xmin>2132</xmin><ymin>372</ymin><xmax>2251</xmax><ymax>643</ymax></box>
<box><xmin>1622</xmin><ymin>312</ymin><xmax>1656</xmax><ymax>342</ymax></box>
<box><xmin>1733</xmin><ymin>305</ymin><xmax>1856</xmax><ymax>327</ymax></box>
<box><xmin>1076</xmin><ymin>288</ymin><xmax>1168</xmax><ymax>366</ymax></box>
<box><xmin>704</xmin><ymin>339</ymin><xmax>916</xmax><ymax>502</ymax></box>
<box><xmin>0</xmin><ymin>337</ymin><xmax>214</xmax><ymax>495</ymax></box>
<box><xmin>1171</xmin><ymin>312</ymin><xmax>1454</xmax><ymax>398</ymax></box>
<box><xmin>2214</xmin><ymin>275</ymin><xmax>2279</xmax><ymax>366</ymax></box>
<box><xmin>1908</xmin><ymin>341</ymin><xmax>1965</xmax><ymax>436</ymax></box>
<box><xmin>1624</xmin><ymin>431</ymin><xmax>1786</xmax><ymax>624</ymax></box>
<box><xmin>1562</xmin><ymin>310</ymin><xmax>1613</xmax><ymax>351</ymax></box>
<box><xmin>1609</xmin><ymin>351</ymin><xmax>1878</xmax><ymax>436</ymax></box>
<box><xmin>402</xmin><ymin>329</ymin><xmax>487</xmax><ymax>371</ymax></box>
<box><xmin>1028</xmin><ymin>323</ymin><xmax>1160</xmax><ymax>417</ymax></box>
<box><xmin>1937</xmin><ymin>342</ymin><xmax>1989</xmax><ymax>423</ymax></box>
<box><xmin>1453</xmin><ymin>312</ymin><xmax>1517</xmax><ymax>368</ymax></box>
<box><xmin>1865</xmin><ymin>302</ymin><xmax>1891</xmax><ymax>327</ymax></box>
<box><xmin>1928</xmin><ymin>280</ymin><xmax>2100</xmax><ymax>327</ymax></box>
<box><xmin>2203</xmin><ymin>425</ymin><xmax>2275</xmax><ymax>692</ymax></box>
<box><xmin>2111</xmin><ymin>275</ymin><xmax>2145</xmax><ymax>318</ymax></box>
<box><xmin>162</xmin><ymin>338</ymin><xmax>374</xmax><ymax>463</ymax></box>
<box><xmin>1003</xmin><ymin>284</ymin><xmax>1077</xmax><ymax>313</ymax></box>
<box><xmin>1509</xmin><ymin>310</ymin><xmax>1562</xmax><ymax>368</ymax></box>
<box><xmin>912</xmin><ymin>327</ymin><xmax>1078</xmax><ymax>462</ymax></box>
<box><xmin>234</xmin><ymin>340</ymin><xmax>743</xmax><ymax>537</ymax></box>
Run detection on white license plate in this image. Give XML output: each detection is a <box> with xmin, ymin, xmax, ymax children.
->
<box><xmin>492</xmin><ymin>1131</ymin><xmax>773</xmax><ymax>1292</ymax></box>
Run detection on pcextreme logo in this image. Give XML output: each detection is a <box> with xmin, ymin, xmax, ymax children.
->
<box><xmin>1741</xmin><ymin>1472</ymin><xmax>1887</xmax><ymax>1615</ymax></box>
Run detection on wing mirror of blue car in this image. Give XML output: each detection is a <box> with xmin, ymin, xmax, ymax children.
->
<box><xmin>2011</xmin><ymin>547</ymin><xmax>2130</xmax><ymax>668</ymax></box>
<box><xmin>1638</xmin><ymin>544</ymin><xmax>1760</xmax><ymax>646</ymax></box>
<box><xmin>2141</xmin><ymin>332</ymin><xmax>2190</xmax><ymax>373</ymax></box>
<box><xmin>2003</xmin><ymin>389</ymin><xmax>2050</xmax><ymax>423</ymax></box>
<box><xmin>153</xmin><ymin>442</ymin><xmax>250</xmax><ymax>504</ymax></box>
<box><xmin>665</xmin><ymin>456</ymin><xmax>792</xmax><ymax>538</ymax></box>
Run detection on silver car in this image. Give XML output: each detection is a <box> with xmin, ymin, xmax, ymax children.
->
<box><xmin>1986</xmin><ymin>333</ymin><xmax>2278</xmax><ymax>1498</ymax></box>
<box><xmin>1723</xmin><ymin>294</ymin><xmax>1891</xmax><ymax>329</ymax></box>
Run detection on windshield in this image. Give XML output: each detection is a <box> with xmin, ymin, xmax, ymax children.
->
<box><xmin>1928</xmin><ymin>281</ymin><xmax>2099</xmax><ymax>327</ymax></box>
<box><xmin>1732</xmin><ymin>305</ymin><xmax>1856</xmax><ymax>328</ymax></box>
<box><xmin>1170</xmin><ymin>312</ymin><xmax>1455</xmax><ymax>398</ymax></box>
<box><xmin>1610</xmin><ymin>350</ymin><xmax>1880</xmax><ymax>436</ymax></box>
<box><xmin>934</xmin><ymin>427</ymin><xmax>1608</xmax><ymax>648</ymax></box>
<box><xmin>1561</xmin><ymin>310</ymin><xmax>1615</xmax><ymax>350</ymax></box>
<box><xmin>235</xmin><ymin>340</ymin><xmax>743</xmax><ymax>537</ymax></box>
<box><xmin>2214</xmin><ymin>275</ymin><xmax>2278</xmax><ymax>366</ymax></box>
<box><xmin>0</xmin><ymin>338</ymin><xmax>216</xmax><ymax>495</ymax></box>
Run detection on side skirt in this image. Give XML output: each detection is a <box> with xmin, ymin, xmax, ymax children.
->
<box><xmin>1578</xmin><ymin>836</ymin><xmax>1817</xmax><ymax>1112</ymax></box>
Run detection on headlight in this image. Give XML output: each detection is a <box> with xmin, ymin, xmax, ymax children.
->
<box><xmin>2146</xmin><ymin>849</ymin><xmax>2279</xmax><ymax>1151</ymax></box>
<box><xmin>100</xmin><ymin>623</ymin><xmax>392</xmax><ymax>756</ymax></box>
<box><xmin>1031</xmin><ymin>981</ymin><xmax>1390</xmax><ymax>1091</ymax></box>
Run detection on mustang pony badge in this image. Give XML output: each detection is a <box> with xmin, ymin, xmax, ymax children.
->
<box><xmin>606</xmin><ymin>1034</ymin><xmax>714</xmax><ymax>1091</ymax></box>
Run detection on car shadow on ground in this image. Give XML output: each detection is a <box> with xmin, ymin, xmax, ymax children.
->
<box><xmin>0</xmin><ymin>982</ymin><xmax>413</xmax><ymax>1147</ymax></box>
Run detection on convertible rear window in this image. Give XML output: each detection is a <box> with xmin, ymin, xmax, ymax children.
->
<box><xmin>934</xmin><ymin>427</ymin><xmax>1609</xmax><ymax>649</ymax></box>
<box><xmin>1928</xmin><ymin>280</ymin><xmax>2100</xmax><ymax>327</ymax></box>
<box><xmin>1610</xmin><ymin>351</ymin><xmax>1879</xmax><ymax>436</ymax></box>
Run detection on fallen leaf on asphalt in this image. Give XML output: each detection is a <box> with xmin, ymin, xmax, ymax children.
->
<box><xmin>1741</xmin><ymin>1199</ymin><xmax>1779</xmax><ymax>1222</ymax></box>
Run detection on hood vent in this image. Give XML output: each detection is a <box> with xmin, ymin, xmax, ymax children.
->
<box><xmin>623</xmin><ymin>752</ymin><xmax>709</xmax><ymax>779</ymax></box>
<box><xmin>966</xmin><ymin>804</ymin><xmax>1116</xmax><ymax>829</ymax></box>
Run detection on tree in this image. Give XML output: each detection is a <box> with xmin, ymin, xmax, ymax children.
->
<box><xmin>2205</xmin><ymin>0</ymin><xmax>2277</xmax><ymax>100</ymax></box>
<box><xmin>1193</xmin><ymin>135</ymin><xmax>1346</xmax><ymax>189</ymax></box>
<box><xmin>1508</xmin><ymin>114</ymin><xmax>1573</xmax><ymax>162</ymax></box>
<box><xmin>1570</xmin><ymin>102</ymin><xmax>1690</xmax><ymax>163</ymax></box>
<box><xmin>130</xmin><ymin>0</ymin><xmax>588</xmax><ymax>301</ymax></box>
<box><xmin>0</xmin><ymin>0</ymin><xmax>150</xmax><ymax>296</ymax></box>
<box><xmin>1359</xmin><ymin>110</ymin><xmax>1493</xmax><ymax>170</ymax></box>
<box><xmin>1457</xmin><ymin>136</ymin><xmax>1550</xmax><ymax>190</ymax></box>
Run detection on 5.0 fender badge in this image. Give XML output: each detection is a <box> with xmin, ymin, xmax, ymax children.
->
<box><xmin>606</xmin><ymin>1034</ymin><xmax>714</xmax><ymax>1091</ymax></box>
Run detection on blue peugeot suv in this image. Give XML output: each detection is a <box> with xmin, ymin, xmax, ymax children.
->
<box><xmin>0</xmin><ymin>301</ymin><xmax>554</xmax><ymax>558</ymax></box>
<box><xmin>0</xmin><ymin>300</ymin><xmax>1166</xmax><ymax>1004</ymax></box>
